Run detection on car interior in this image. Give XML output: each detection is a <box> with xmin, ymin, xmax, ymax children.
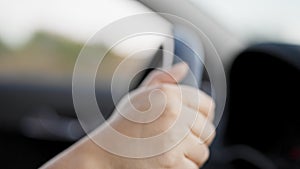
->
<box><xmin>0</xmin><ymin>0</ymin><xmax>299</xmax><ymax>168</ymax></box>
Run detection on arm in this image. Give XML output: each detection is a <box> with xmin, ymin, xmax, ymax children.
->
<box><xmin>41</xmin><ymin>62</ymin><xmax>216</xmax><ymax>169</ymax></box>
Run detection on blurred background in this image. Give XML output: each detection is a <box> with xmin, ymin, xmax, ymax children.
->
<box><xmin>0</xmin><ymin>0</ymin><xmax>151</xmax><ymax>86</ymax></box>
<box><xmin>1</xmin><ymin>0</ymin><xmax>300</xmax><ymax>86</ymax></box>
<box><xmin>0</xmin><ymin>0</ymin><xmax>300</xmax><ymax>168</ymax></box>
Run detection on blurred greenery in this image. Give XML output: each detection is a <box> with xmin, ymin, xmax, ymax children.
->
<box><xmin>0</xmin><ymin>31</ymin><xmax>84</xmax><ymax>84</ymax></box>
<box><xmin>23</xmin><ymin>32</ymin><xmax>82</xmax><ymax>65</ymax></box>
<box><xmin>0</xmin><ymin>31</ymin><xmax>134</xmax><ymax>87</ymax></box>
<box><xmin>0</xmin><ymin>31</ymin><xmax>147</xmax><ymax>88</ymax></box>
<box><xmin>0</xmin><ymin>40</ymin><xmax>9</xmax><ymax>53</ymax></box>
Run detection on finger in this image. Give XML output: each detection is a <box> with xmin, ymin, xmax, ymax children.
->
<box><xmin>183</xmin><ymin>134</ymin><xmax>210</xmax><ymax>167</ymax></box>
<box><xmin>186</xmin><ymin>106</ymin><xmax>216</xmax><ymax>145</ymax></box>
<box><xmin>180</xmin><ymin>85</ymin><xmax>215</xmax><ymax>121</ymax></box>
<box><xmin>153</xmin><ymin>84</ymin><xmax>215</xmax><ymax>121</ymax></box>
<box><xmin>141</xmin><ymin>62</ymin><xmax>188</xmax><ymax>87</ymax></box>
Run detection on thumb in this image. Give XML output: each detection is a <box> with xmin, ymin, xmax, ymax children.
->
<box><xmin>141</xmin><ymin>62</ymin><xmax>189</xmax><ymax>87</ymax></box>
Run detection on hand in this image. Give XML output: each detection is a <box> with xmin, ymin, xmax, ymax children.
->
<box><xmin>98</xmin><ymin>62</ymin><xmax>216</xmax><ymax>169</ymax></box>
<box><xmin>41</xmin><ymin>62</ymin><xmax>216</xmax><ymax>169</ymax></box>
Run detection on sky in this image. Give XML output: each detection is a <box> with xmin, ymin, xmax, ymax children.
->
<box><xmin>0</xmin><ymin>0</ymin><xmax>151</xmax><ymax>47</ymax></box>
<box><xmin>1</xmin><ymin>0</ymin><xmax>300</xmax><ymax>47</ymax></box>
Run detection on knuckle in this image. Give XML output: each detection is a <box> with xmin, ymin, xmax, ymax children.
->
<box><xmin>205</xmin><ymin>95</ymin><xmax>215</xmax><ymax>110</ymax></box>
<box><xmin>206</xmin><ymin>122</ymin><xmax>216</xmax><ymax>133</ymax></box>
<box><xmin>199</xmin><ymin>90</ymin><xmax>215</xmax><ymax>107</ymax></box>
<box><xmin>157</xmin><ymin>84</ymin><xmax>180</xmax><ymax>98</ymax></box>
<box><xmin>200</xmin><ymin>145</ymin><xmax>210</xmax><ymax>165</ymax></box>
<box><xmin>164</xmin><ymin>102</ymin><xmax>178</xmax><ymax>117</ymax></box>
<box><xmin>157</xmin><ymin>84</ymin><xmax>171</xmax><ymax>93</ymax></box>
<box><xmin>210</xmin><ymin>128</ymin><xmax>216</xmax><ymax>139</ymax></box>
<box><xmin>210</xmin><ymin>99</ymin><xmax>216</xmax><ymax>111</ymax></box>
<box><xmin>205</xmin><ymin>133</ymin><xmax>215</xmax><ymax>146</ymax></box>
<box><xmin>203</xmin><ymin>123</ymin><xmax>216</xmax><ymax>144</ymax></box>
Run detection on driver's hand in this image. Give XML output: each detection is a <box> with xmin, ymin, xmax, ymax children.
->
<box><xmin>41</xmin><ymin>62</ymin><xmax>216</xmax><ymax>169</ymax></box>
<box><xmin>98</xmin><ymin>62</ymin><xmax>216</xmax><ymax>169</ymax></box>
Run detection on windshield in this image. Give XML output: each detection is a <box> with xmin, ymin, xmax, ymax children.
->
<box><xmin>1</xmin><ymin>0</ymin><xmax>299</xmax><ymax>86</ymax></box>
<box><xmin>0</xmin><ymin>0</ymin><xmax>156</xmax><ymax>86</ymax></box>
<box><xmin>190</xmin><ymin>0</ymin><xmax>300</xmax><ymax>45</ymax></box>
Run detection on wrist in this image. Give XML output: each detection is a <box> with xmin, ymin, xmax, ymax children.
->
<box><xmin>41</xmin><ymin>136</ymin><xmax>115</xmax><ymax>169</ymax></box>
<box><xmin>78</xmin><ymin>137</ymin><xmax>115</xmax><ymax>169</ymax></box>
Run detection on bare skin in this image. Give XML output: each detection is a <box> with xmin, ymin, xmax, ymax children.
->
<box><xmin>41</xmin><ymin>62</ymin><xmax>216</xmax><ymax>169</ymax></box>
